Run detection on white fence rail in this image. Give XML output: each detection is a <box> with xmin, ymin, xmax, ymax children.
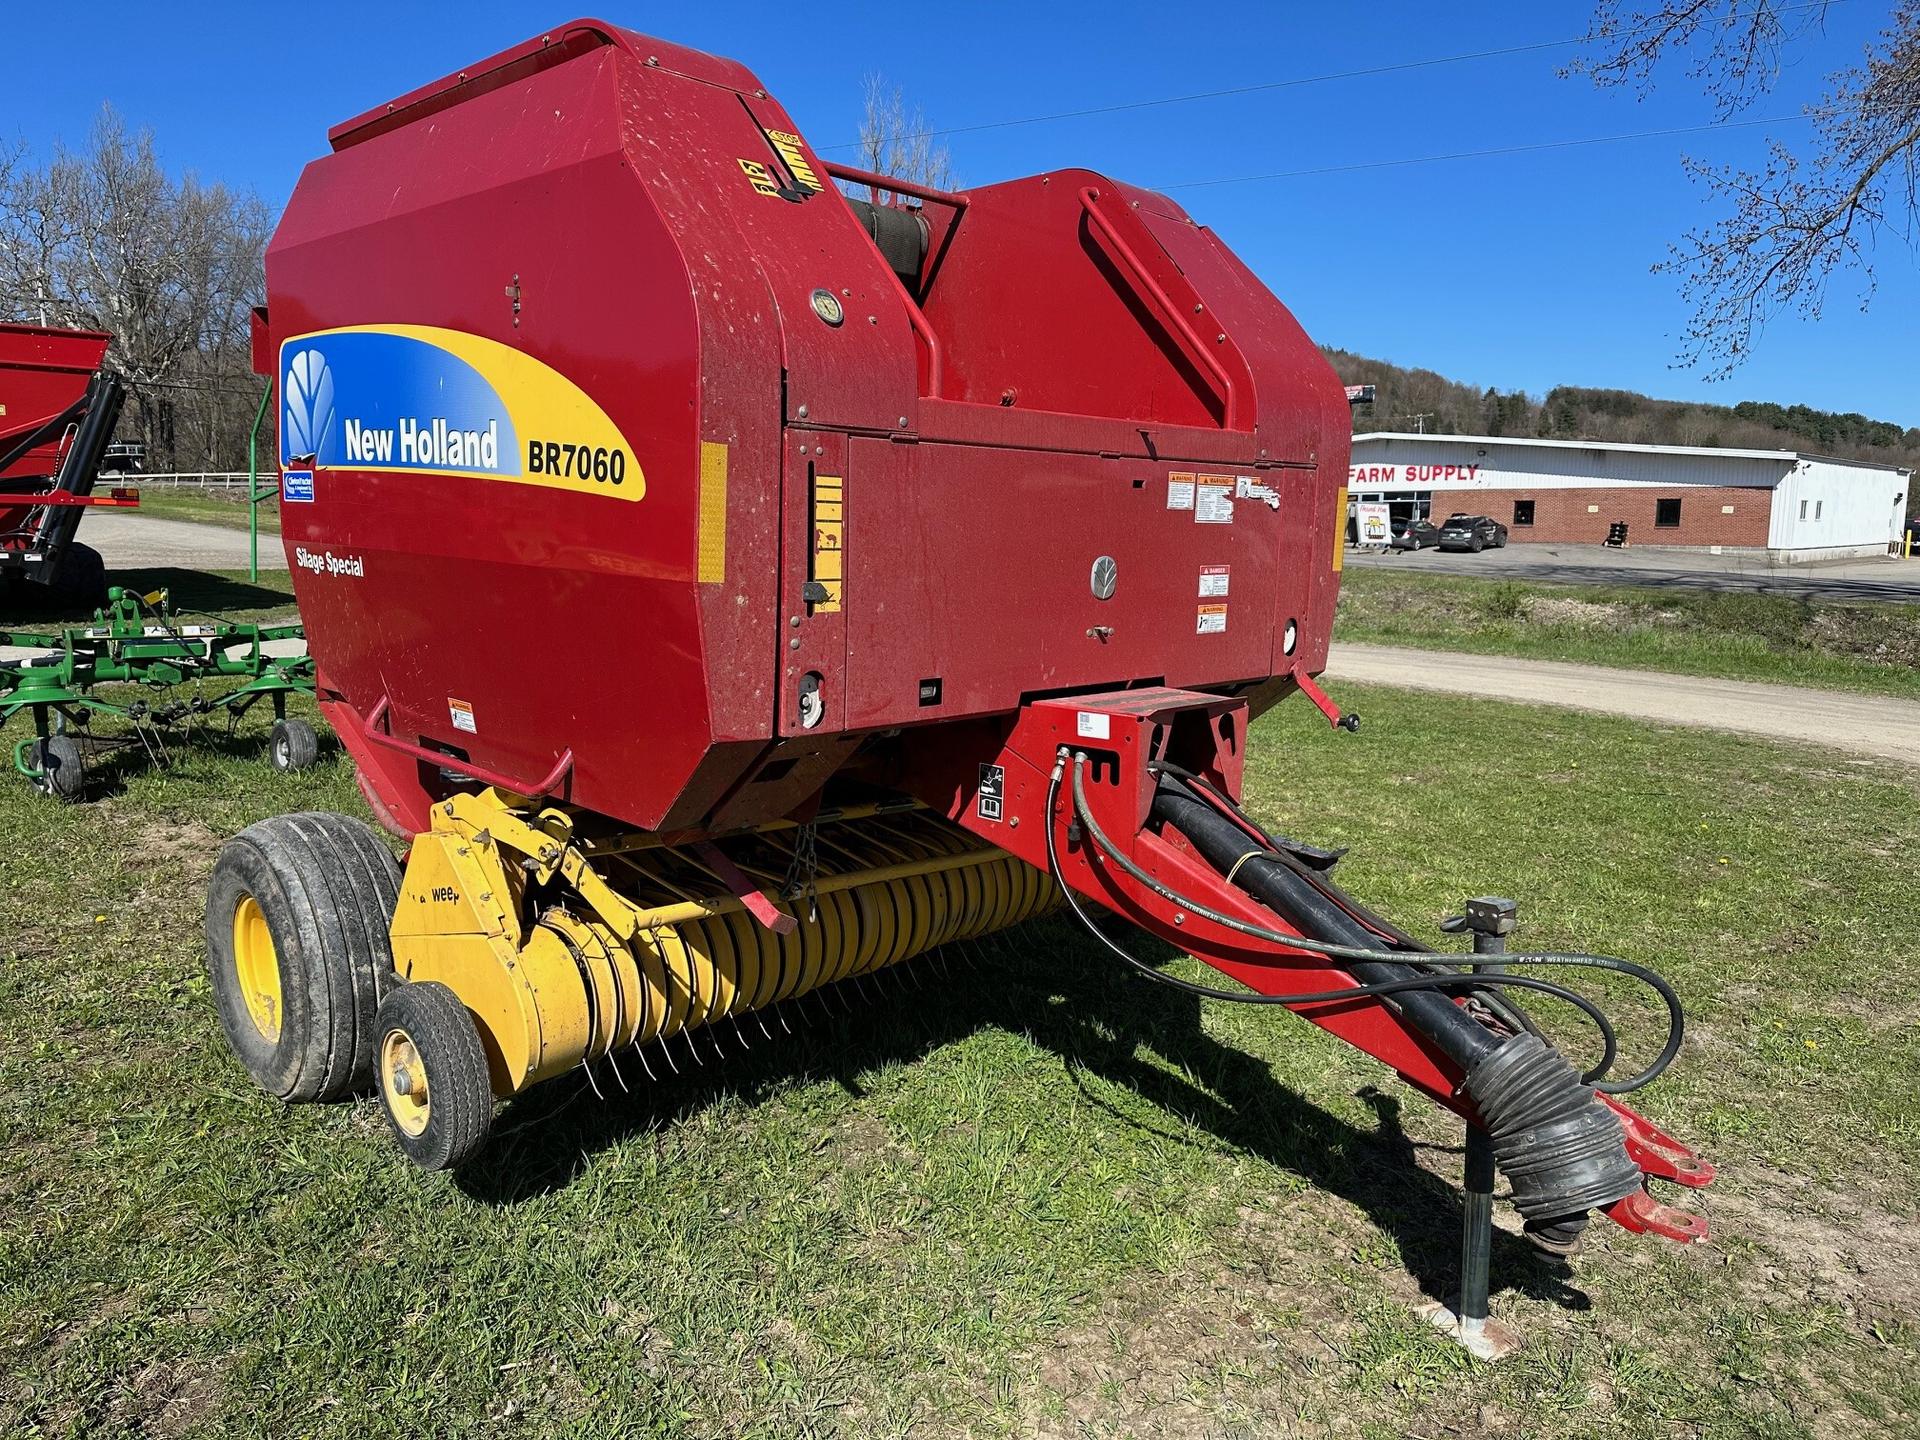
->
<box><xmin>125</xmin><ymin>472</ymin><xmax>256</xmax><ymax>489</ymax></box>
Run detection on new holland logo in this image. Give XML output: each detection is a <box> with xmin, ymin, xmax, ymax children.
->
<box><xmin>277</xmin><ymin>325</ymin><xmax>646</xmax><ymax>501</ymax></box>
<box><xmin>282</xmin><ymin>349</ymin><xmax>335</xmax><ymax>460</ymax></box>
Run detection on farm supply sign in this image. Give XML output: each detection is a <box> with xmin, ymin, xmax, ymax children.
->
<box><xmin>1349</xmin><ymin>463</ymin><xmax>1484</xmax><ymax>485</ymax></box>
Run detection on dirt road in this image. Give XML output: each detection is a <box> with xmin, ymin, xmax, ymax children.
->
<box><xmin>1323</xmin><ymin>643</ymin><xmax>1920</xmax><ymax>766</ymax></box>
<box><xmin>77</xmin><ymin>512</ymin><xmax>285</xmax><ymax>571</ymax></box>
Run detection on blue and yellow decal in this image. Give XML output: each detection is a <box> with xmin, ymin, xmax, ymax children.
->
<box><xmin>279</xmin><ymin>325</ymin><xmax>643</xmax><ymax>500</ymax></box>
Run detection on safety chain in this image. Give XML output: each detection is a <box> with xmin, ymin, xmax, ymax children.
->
<box><xmin>782</xmin><ymin>820</ymin><xmax>821</xmax><ymax>923</ymax></box>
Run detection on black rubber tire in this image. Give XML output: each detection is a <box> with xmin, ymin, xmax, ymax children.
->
<box><xmin>30</xmin><ymin>735</ymin><xmax>85</xmax><ymax>801</ymax></box>
<box><xmin>204</xmin><ymin>812</ymin><xmax>403</xmax><ymax>1102</ymax></box>
<box><xmin>270</xmin><ymin>717</ymin><xmax>321</xmax><ymax>771</ymax></box>
<box><xmin>52</xmin><ymin>543</ymin><xmax>107</xmax><ymax>610</ymax></box>
<box><xmin>1470</xmin><ymin>536</ymin><xmax>1485</xmax><ymax>553</ymax></box>
<box><xmin>373</xmin><ymin>981</ymin><xmax>494</xmax><ymax>1171</ymax></box>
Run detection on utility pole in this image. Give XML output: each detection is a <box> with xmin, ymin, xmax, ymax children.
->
<box><xmin>1410</xmin><ymin>412</ymin><xmax>1434</xmax><ymax>435</ymax></box>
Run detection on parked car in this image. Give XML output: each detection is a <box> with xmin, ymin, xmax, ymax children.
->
<box><xmin>1391</xmin><ymin>517</ymin><xmax>1442</xmax><ymax>551</ymax></box>
<box><xmin>1437</xmin><ymin>513</ymin><xmax>1508</xmax><ymax>552</ymax></box>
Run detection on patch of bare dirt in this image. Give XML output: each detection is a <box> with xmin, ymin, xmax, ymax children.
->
<box><xmin>993</xmin><ymin>1083</ymin><xmax>1919</xmax><ymax>1440</ymax></box>
<box><xmin>1805</xmin><ymin>607</ymin><xmax>1920</xmax><ymax>668</ymax></box>
<box><xmin>128</xmin><ymin>814</ymin><xmax>223</xmax><ymax>871</ymax></box>
<box><xmin>1003</xmin><ymin>1186</ymin><xmax>1500</xmax><ymax>1439</ymax></box>
<box><xmin>1704</xmin><ymin>1163</ymin><xmax>1920</xmax><ymax>1330</ymax></box>
<box><xmin>107</xmin><ymin>1358</ymin><xmax>223</xmax><ymax>1439</ymax></box>
<box><xmin>1522</xmin><ymin>596</ymin><xmax>1628</xmax><ymax>628</ymax></box>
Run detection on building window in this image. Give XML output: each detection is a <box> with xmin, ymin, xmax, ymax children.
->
<box><xmin>1512</xmin><ymin>499</ymin><xmax>1535</xmax><ymax>527</ymax></box>
<box><xmin>1816</xmin><ymin>500</ymin><xmax>1823</xmax><ymax>520</ymax></box>
<box><xmin>1799</xmin><ymin>500</ymin><xmax>1809</xmax><ymax>520</ymax></box>
<box><xmin>1655</xmin><ymin>498</ymin><xmax>1682</xmax><ymax>528</ymax></box>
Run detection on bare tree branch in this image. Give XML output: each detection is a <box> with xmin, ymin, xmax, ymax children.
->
<box><xmin>1566</xmin><ymin>1</ymin><xmax>1834</xmax><ymax>115</ymax></box>
<box><xmin>0</xmin><ymin>106</ymin><xmax>267</xmax><ymax>466</ymax></box>
<box><xmin>853</xmin><ymin>76</ymin><xmax>956</xmax><ymax>194</ymax></box>
<box><xmin>1573</xmin><ymin>1</ymin><xmax>1919</xmax><ymax>375</ymax></box>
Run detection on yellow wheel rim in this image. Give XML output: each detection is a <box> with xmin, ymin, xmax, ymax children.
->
<box><xmin>381</xmin><ymin>1028</ymin><xmax>432</xmax><ymax>1137</ymax></box>
<box><xmin>232</xmin><ymin>895</ymin><xmax>284</xmax><ymax>1042</ymax></box>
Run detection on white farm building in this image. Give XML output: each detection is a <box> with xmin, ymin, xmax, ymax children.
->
<box><xmin>1348</xmin><ymin>432</ymin><xmax>1911</xmax><ymax>562</ymax></box>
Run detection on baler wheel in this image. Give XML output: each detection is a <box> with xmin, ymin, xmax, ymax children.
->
<box><xmin>372</xmin><ymin>981</ymin><xmax>493</xmax><ymax>1170</ymax></box>
<box><xmin>270</xmin><ymin>718</ymin><xmax>321</xmax><ymax>772</ymax></box>
<box><xmin>205</xmin><ymin>813</ymin><xmax>403</xmax><ymax>1102</ymax></box>
<box><xmin>30</xmin><ymin>735</ymin><xmax>85</xmax><ymax>802</ymax></box>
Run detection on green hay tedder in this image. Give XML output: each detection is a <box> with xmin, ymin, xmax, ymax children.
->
<box><xmin>1</xmin><ymin>587</ymin><xmax>316</xmax><ymax>800</ymax></box>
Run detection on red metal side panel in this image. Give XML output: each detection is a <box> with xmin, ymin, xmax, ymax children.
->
<box><xmin>266</xmin><ymin>46</ymin><xmax>712</xmax><ymax>831</ymax></box>
<box><xmin>840</xmin><ymin>438</ymin><xmax>1288</xmax><ymax>731</ymax></box>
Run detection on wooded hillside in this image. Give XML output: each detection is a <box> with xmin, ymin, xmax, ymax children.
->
<box><xmin>1325</xmin><ymin>348</ymin><xmax>1920</xmax><ymax>483</ymax></box>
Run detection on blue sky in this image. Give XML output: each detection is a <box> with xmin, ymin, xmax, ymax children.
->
<box><xmin>11</xmin><ymin>1</ymin><xmax>1916</xmax><ymax>425</ymax></box>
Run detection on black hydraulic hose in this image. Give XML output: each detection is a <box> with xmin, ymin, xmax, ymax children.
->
<box><xmin>1147</xmin><ymin>762</ymin><xmax>1549</xmax><ymax>1044</ymax></box>
<box><xmin>1042</xmin><ymin>770</ymin><xmax>1620</xmax><ymax>1076</ymax></box>
<box><xmin>1150</xmin><ymin>766</ymin><xmax>1549</xmax><ymax>1043</ymax></box>
<box><xmin>1073</xmin><ymin>758</ymin><xmax>1683</xmax><ymax>1096</ymax></box>
<box><xmin>1151</xmin><ymin>762</ymin><xmax>1433</xmax><ymax>952</ymax></box>
<box><xmin>1150</xmin><ymin>786</ymin><xmax>1504</xmax><ymax>1071</ymax></box>
<box><xmin>1053</xmin><ymin>755</ymin><xmax>1649</xmax><ymax>1227</ymax></box>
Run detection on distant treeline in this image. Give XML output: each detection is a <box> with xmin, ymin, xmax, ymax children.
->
<box><xmin>1325</xmin><ymin>349</ymin><xmax>1920</xmax><ymax>501</ymax></box>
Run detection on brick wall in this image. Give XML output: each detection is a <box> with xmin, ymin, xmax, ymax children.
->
<box><xmin>1438</xmin><ymin>486</ymin><xmax>1773</xmax><ymax>547</ymax></box>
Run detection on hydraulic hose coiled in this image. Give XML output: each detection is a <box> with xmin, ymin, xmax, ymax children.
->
<box><xmin>1050</xmin><ymin>752</ymin><xmax>1656</xmax><ymax>1228</ymax></box>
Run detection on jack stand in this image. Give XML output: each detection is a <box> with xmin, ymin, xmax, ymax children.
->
<box><xmin>1419</xmin><ymin>896</ymin><xmax>1524</xmax><ymax>1361</ymax></box>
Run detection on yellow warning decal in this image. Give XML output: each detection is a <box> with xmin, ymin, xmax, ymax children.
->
<box><xmin>738</xmin><ymin>158</ymin><xmax>780</xmax><ymax>198</ymax></box>
<box><xmin>811</xmin><ymin>472</ymin><xmax>843</xmax><ymax>612</ymax></box>
<box><xmin>698</xmin><ymin>442</ymin><xmax>728</xmax><ymax>584</ymax></box>
<box><xmin>1332</xmin><ymin>486</ymin><xmax>1349</xmax><ymax>573</ymax></box>
<box><xmin>766</xmin><ymin>129</ymin><xmax>824</xmax><ymax>193</ymax></box>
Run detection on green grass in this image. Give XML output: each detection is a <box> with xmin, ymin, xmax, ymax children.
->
<box><xmin>3</xmin><ymin>568</ymin><xmax>296</xmax><ymax>630</ymax></box>
<box><xmin>1</xmin><ymin>692</ymin><xmax>1915</xmax><ymax>1437</ymax></box>
<box><xmin>1337</xmin><ymin>569</ymin><xmax>1920</xmax><ymax>699</ymax></box>
<box><xmin>134</xmin><ymin>487</ymin><xmax>281</xmax><ymax>535</ymax></box>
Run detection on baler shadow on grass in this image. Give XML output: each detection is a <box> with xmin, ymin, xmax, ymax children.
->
<box><xmin>459</xmin><ymin>913</ymin><xmax>1588</xmax><ymax>1316</ymax></box>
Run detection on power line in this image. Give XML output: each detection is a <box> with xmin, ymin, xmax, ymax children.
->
<box><xmin>817</xmin><ymin>0</ymin><xmax>1851</xmax><ymax>153</ymax></box>
<box><xmin>1157</xmin><ymin>111</ymin><xmax>1813</xmax><ymax>190</ymax></box>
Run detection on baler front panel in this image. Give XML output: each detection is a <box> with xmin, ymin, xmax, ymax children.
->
<box><xmin>827</xmin><ymin>440</ymin><xmax>1308</xmax><ymax>732</ymax></box>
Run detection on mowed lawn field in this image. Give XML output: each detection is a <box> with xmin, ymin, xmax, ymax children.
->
<box><xmin>2</xmin><ymin>687</ymin><xmax>1917</xmax><ymax>1438</ymax></box>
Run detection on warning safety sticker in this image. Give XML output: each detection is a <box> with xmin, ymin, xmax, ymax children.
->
<box><xmin>1195</xmin><ymin>477</ymin><xmax>1234</xmax><ymax>524</ymax></box>
<box><xmin>1166</xmin><ymin>472</ymin><xmax>1195</xmax><ymax>511</ymax></box>
<box><xmin>1199</xmin><ymin>565</ymin><xmax>1230</xmax><ymax>598</ymax></box>
<box><xmin>1196</xmin><ymin>604</ymin><xmax>1228</xmax><ymax>635</ymax></box>
<box><xmin>1235</xmin><ymin>475</ymin><xmax>1280</xmax><ymax>510</ymax></box>
<box><xmin>977</xmin><ymin>764</ymin><xmax>1005</xmax><ymax>823</ymax></box>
